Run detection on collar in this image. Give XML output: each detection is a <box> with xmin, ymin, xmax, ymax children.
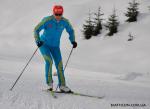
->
<box><xmin>52</xmin><ymin>15</ymin><xmax>63</xmax><ymax>22</ymax></box>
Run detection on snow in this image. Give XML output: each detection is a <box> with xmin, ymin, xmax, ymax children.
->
<box><xmin>0</xmin><ymin>0</ymin><xmax>150</xmax><ymax>109</ymax></box>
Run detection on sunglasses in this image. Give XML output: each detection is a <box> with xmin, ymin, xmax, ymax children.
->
<box><xmin>55</xmin><ymin>14</ymin><xmax>62</xmax><ymax>16</ymax></box>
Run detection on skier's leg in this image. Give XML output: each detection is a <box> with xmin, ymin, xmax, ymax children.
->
<box><xmin>50</xmin><ymin>47</ymin><xmax>71</xmax><ymax>92</ymax></box>
<box><xmin>39</xmin><ymin>44</ymin><xmax>53</xmax><ymax>87</ymax></box>
<box><xmin>50</xmin><ymin>47</ymin><xmax>66</xmax><ymax>87</ymax></box>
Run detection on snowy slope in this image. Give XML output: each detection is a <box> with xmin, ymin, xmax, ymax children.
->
<box><xmin>0</xmin><ymin>0</ymin><xmax>150</xmax><ymax>109</ymax></box>
<box><xmin>72</xmin><ymin>12</ymin><xmax>150</xmax><ymax>73</ymax></box>
<box><xmin>0</xmin><ymin>62</ymin><xmax>150</xmax><ymax>109</ymax></box>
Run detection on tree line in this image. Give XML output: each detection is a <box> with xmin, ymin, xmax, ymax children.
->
<box><xmin>82</xmin><ymin>0</ymin><xmax>140</xmax><ymax>39</ymax></box>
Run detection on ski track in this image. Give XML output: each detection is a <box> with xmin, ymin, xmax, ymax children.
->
<box><xmin>0</xmin><ymin>91</ymin><xmax>48</xmax><ymax>109</ymax></box>
<box><xmin>0</xmin><ymin>72</ymin><xmax>105</xmax><ymax>109</ymax></box>
<box><xmin>0</xmin><ymin>69</ymin><xmax>150</xmax><ymax>109</ymax></box>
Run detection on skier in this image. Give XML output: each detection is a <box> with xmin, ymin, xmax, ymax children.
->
<box><xmin>34</xmin><ymin>5</ymin><xmax>77</xmax><ymax>92</ymax></box>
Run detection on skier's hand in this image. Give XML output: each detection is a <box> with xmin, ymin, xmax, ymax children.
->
<box><xmin>36</xmin><ymin>41</ymin><xmax>44</xmax><ymax>47</ymax></box>
<box><xmin>71</xmin><ymin>41</ymin><xmax>77</xmax><ymax>48</ymax></box>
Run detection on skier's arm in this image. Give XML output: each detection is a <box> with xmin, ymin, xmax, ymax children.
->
<box><xmin>34</xmin><ymin>19</ymin><xmax>46</xmax><ymax>42</ymax></box>
<box><xmin>65</xmin><ymin>19</ymin><xmax>75</xmax><ymax>43</ymax></box>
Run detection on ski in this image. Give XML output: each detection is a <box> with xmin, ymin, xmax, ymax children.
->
<box><xmin>54</xmin><ymin>91</ymin><xmax>104</xmax><ymax>99</ymax></box>
<box><xmin>44</xmin><ymin>89</ymin><xmax>57</xmax><ymax>98</ymax></box>
<box><xmin>50</xmin><ymin>90</ymin><xmax>57</xmax><ymax>98</ymax></box>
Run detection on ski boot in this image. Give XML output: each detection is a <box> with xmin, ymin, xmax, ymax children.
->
<box><xmin>47</xmin><ymin>82</ymin><xmax>53</xmax><ymax>91</ymax></box>
<box><xmin>59</xmin><ymin>85</ymin><xmax>72</xmax><ymax>93</ymax></box>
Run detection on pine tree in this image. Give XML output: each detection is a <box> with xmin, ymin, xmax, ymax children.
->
<box><xmin>92</xmin><ymin>7</ymin><xmax>104</xmax><ymax>36</ymax></box>
<box><xmin>148</xmin><ymin>6</ymin><xmax>150</xmax><ymax>12</ymax></box>
<box><xmin>125</xmin><ymin>0</ymin><xmax>139</xmax><ymax>22</ymax></box>
<box><xmin>82</xmin><ymin>10</ymin><xmax>94</xmax><ymax>39</ymax></box>
<box><xmin>105</xmin><ymin>9</ymin><xmax>119</xmax><ymax>36</ymax></box>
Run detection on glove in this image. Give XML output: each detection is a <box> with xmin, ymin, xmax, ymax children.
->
<box><xmin>71</xmin><ymin>41</ymin><xmax>77</xmax><ymax>48</ymax></box>
<box><xmin>36</xmin><ymin>41</ymin><xmax>44</xmax><ymax>47</ymax></box>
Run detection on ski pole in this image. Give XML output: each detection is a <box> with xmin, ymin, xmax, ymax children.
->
<box><xmin>64</xmin><ymin>47</ymin><xmax>74</xmax><ymax>71</ymax></box>
<box><xmin>55</xmin><ymin>47</ymin><xmax>74</xmax><ymax>91</ymax></box>
<box><xmin>10</xmin><ymin>47</ymin><xmax>38</xmax><ymax>91</ymax></box>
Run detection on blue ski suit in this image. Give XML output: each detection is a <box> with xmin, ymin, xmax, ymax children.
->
<box><xmin>34</xmin><ymin>15</ymin><xmax>75</xmax><ymax>86</ymax></box>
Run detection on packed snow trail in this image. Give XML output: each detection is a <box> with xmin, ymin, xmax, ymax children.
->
<box><xmin>0</xmin><ymin>62</ymin><xmax>150</xmax><ymax>109</ymax></box>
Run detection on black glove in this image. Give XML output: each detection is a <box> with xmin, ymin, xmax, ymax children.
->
<box><xmin>71</xmin><ymin>41</ymin><xmax>77</xmax><ymax>48</ymax></box>
<box><xmin>36</xmin><ymin>41</ymin><xmax>44</xmax><ymax>47</ymax></box>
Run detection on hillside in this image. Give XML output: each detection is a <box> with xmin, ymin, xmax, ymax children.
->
<box><xmin>0</xmin><ymin>0</ymin><xmax>150</xmax><ymax>109</ymax></box>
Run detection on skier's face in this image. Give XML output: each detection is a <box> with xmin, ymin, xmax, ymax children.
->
<box><xmin>54</xmin><ymin>13</ymin><xmax>62</xmax><ymax>21</ymax></box>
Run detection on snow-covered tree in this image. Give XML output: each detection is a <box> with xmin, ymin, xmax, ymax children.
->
<box><xmin>125</xmin><ymin>0</ymin><xmax>139</xmax><ymax>22</ymax></box>
<box><xmin>105</xmin><ymin>9</ymin><xmax>119</xmax><ymax>36</ymax></box>
<box><xmin>92</xmin><ymin>7</ymin><xmax>104</xmax><ymax>36</ymax></box>
<box><xmin>82</xmin><ymin>10</ymin><xmax>94</xmax><ymax>39</ymax></box>
<box><xmin>148</xmin><ymin>6</ymin><xmax>150</xmax><ymax>12</ymax></box>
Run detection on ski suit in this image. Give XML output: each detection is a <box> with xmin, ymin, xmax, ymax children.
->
<box><xmin>34</xmin><ymin>15</ymin><xmax>75</xmax><ymax>86</ymax></box>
